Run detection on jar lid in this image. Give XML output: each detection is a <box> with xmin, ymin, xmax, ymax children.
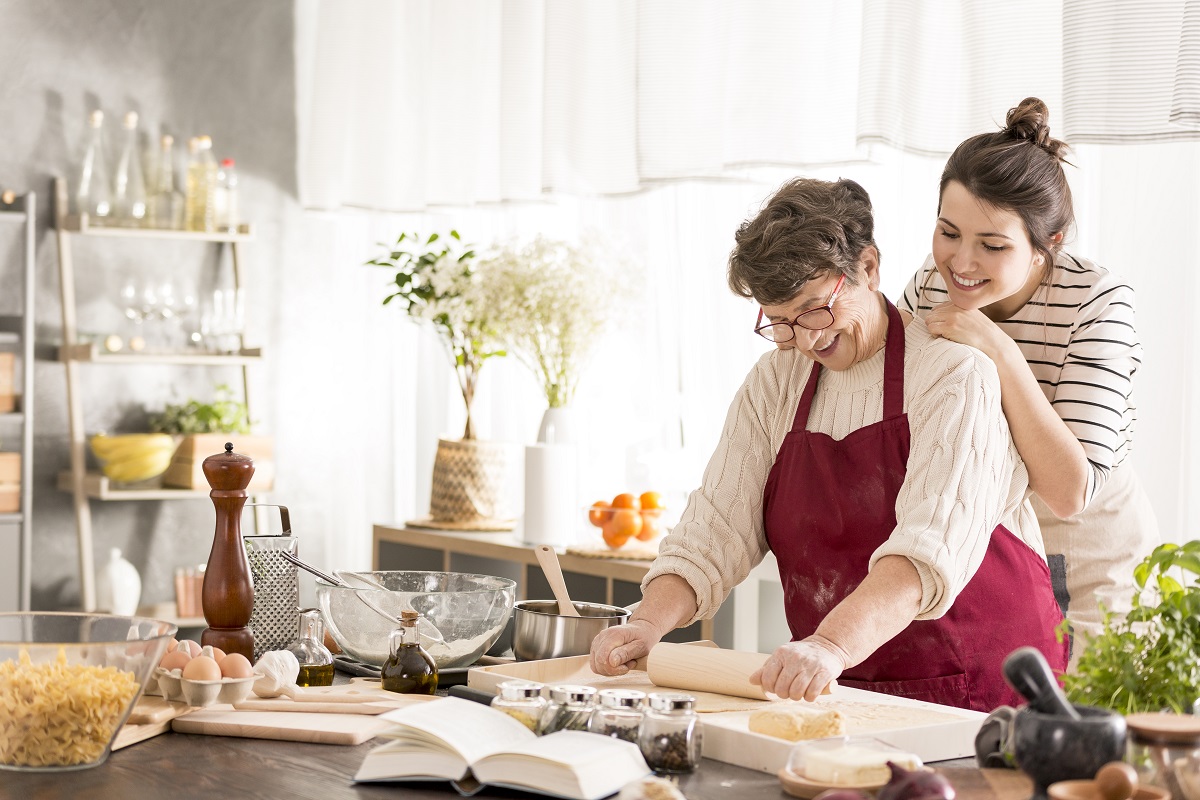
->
<box><xmin>1126</xmin><ymin>712</ymin><xmax>1200</xmax><ymax>745</ymax></box>
<box><xmin>648</xmin><ymin>692</ymin><xmax>696</xmax><ymax>712</ymax></box>
<box><xmin>547</xmin><ymin>684</ymin><xmax>597</xmax><ymax>705</ymax></box>
<box><xmin>597</xmin><ymin>688</ymin><xmax>646</xmax><ymax>709</ymax></box>
<box><xmin>498</xmin><ymin>680</ymin><xmax>544</xmax><ymax>700</ymax></box>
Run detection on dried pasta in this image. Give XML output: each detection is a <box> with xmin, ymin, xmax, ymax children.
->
<box><xmin>0</xmin><ymin>648</ymin><xmax>140</xmax><ymax>767</ymax></box>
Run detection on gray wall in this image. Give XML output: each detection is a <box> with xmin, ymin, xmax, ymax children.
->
<box><xmin>0</xmin><ymin>0</ymin><xmax>301</xmax><ymax>609</ymax></box>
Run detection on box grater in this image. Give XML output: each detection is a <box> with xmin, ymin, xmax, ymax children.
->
<box><xmin>243</xmin><ymin>504</ymin><xmax>299</xmax><ymax>661</ymax></box>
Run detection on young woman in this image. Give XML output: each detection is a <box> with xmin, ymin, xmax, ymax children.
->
<box><xmin>898</xmin><ymin>97</ymin><xmax>1160</xmax><ymax>668</ymax></box>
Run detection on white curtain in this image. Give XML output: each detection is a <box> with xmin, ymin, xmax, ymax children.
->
<box><xmin>294</xmin><ymin>0</ymin><xmax>1200</xmax><ymax>561</ymax></box>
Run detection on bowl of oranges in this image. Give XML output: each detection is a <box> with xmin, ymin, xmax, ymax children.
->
<box><xmin>585</xmin><ymin>491</ymin><xmax>669</xmax><ymax>550</ymax></box>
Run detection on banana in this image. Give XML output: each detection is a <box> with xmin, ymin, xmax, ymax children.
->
<box><xmin>90</xmin><ymin>433</ymin><xmax>175</xmax><ymax>462</ymax></box>
<box><xmin>103</xmin><ymin>448</ymin><xmax>174</xmax><ymax>483</ymax></box>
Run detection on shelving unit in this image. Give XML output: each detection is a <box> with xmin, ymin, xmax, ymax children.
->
<box><xmin>52</xmin><ymin>177</ymin><xmax>262</xmax><ymax>611</ymax></box>
<box><xmin>0</xmin><ymin>190</ymin><xmax>35</xmax><ymax>612</ymax></box>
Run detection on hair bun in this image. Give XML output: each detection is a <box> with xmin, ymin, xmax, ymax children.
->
<box><xmin>1004</xmin><ymin>97</ymin><xmax>1069</xmax><ymax>161</ymax></box>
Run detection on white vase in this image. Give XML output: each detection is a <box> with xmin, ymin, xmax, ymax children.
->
<box><xmin>95</xmin><ymin>548</ymin><xmax>142</xmax><ymax>616</ymax></box>
<box><xmin>523</xmin><ymin>407</ymin><xmax>580</xmax><ymax>547</ymax></box>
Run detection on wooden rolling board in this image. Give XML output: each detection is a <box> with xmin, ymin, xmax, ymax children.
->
<box><xmin>171</xmin><ymin>705</ymin><xmax>400</xmax><ymax>745</ymax></box>
<box><xmin>234</xmin><ymin>694</ymin><xmax>433</xmax><ymax>715</ymax></box>
<box><xmin>469</xmin><ymin>645</ymin><xmax>985</xmax><ymax>774</ymax></box>
<box><xmin>114</xmin><ymin>696</ymin><xmax>194</xmax><ymax>751</ymax></box>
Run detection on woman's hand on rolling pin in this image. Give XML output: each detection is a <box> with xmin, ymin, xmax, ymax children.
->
<box><xmin>589</xmin><ymin>619</ymin><xmax>665</xmax><ymax>676</ymax></box>
<box><xmin>750</xmin><ymin>635</ymin><xmax>849</xmax><ymax>701</ymax></box>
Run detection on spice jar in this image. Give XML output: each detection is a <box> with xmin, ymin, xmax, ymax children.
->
<box><xmin>286</xmin><ymin>608</ymin><xmax>334</xmax><ymax>686</ymax></box>
<box><xmin>639</xmin><ymin>692</ymin><xmax>701</xmax><ymax>773</ymax></box>
<box><xmin>539</xmin><ymin>685</ymin><xmax>597</xmax><ymax>735</ymax></box>
<box><xmin>587</xmin><ymin>688</ymin><xmax>646</xmax><ymax>743</ymax></box>
<box><xmin>1125</xmin><ymin>712</ymin><xmax>1200</xmax><ymax>800</ymax></box>
<box><xmin>491</xmin><ymin>680</ymin><xmax>547</xmax><ymax>732</ymax></box>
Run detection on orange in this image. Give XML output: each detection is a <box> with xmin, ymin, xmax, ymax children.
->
<box><xmin>602</xmin><ymin>509</ymin><xmax>643</xmax><ymax>549</ymax></box>
<box><xmin>639</xmin><ymin>491</ymin><xmax>664</xmax><ymax>510</ymax></box>
<box><xmin>636</xmin><ymin>512</ymin><xmax>661</xmax><ymax>542</ymax></box>
<box><xmin>611</xmin><ymin>492</ymin><xmax>641</xmax><ymax>511</ymax></box>
<box><xmin>587</xmin><ymin>501</ymin><xmax>612</xmax><ymax>527</ymax></box>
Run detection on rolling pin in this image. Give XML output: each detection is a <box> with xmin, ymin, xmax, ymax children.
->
<box><xmin>644</xmin><ymin>642</ymin><xmax>835</xmax><ymax>700</ymax></box>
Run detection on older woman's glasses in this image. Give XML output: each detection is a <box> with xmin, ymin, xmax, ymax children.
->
<box><xmin>753</xmin><ymin>274</ymin><xmax>846</xmax><ymax>342</ymax></box>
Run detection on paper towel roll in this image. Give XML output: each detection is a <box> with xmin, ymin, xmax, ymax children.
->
<box><xmin>522</xmin><ymin>443</ymin><xmax>578</xmax><ymax>547</ymax></box>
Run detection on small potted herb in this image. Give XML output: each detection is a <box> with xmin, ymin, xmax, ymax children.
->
<box><xmin>1064</xmin><ymin>541</ymin><xmax>1200</xmax><ymax>714</ymax></box>
<box><xmin>150</xmin><ymin>384</ymin><xmax>274</xmax><ymax>490</ymax></box>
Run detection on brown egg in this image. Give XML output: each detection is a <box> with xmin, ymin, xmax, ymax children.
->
<box><xmin>219</xmin><ymin>653</ymin><xmax>254</xmax><ymax>679</ymax></box>
<box><xmin>159</xmin><ymin>648</ymin><xmax>192</xmax><ymax>671</ymax></box>
<box><xmin>181</xmin><ymin>655</ymin><xmax>222</xmax><ymax>682</ymax></box>
<box><xmin>209</xmin><ymin>646</ymin><xmax>227</xmax><ymax>662</ymax></box>
<box><xmin>178</xmin><ymin>639</ymin><xmax>202</xmax><ymax>658</ymax></box>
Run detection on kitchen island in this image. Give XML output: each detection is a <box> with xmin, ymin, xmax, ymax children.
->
<box><xmin>5</xmin><ymin>732</ymin><xmax>1033</xmax><ymax>800</ymax></box>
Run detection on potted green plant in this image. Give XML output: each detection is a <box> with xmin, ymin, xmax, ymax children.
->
<box><xmin>149</xmin><ymin>384</ymin><xmax>274</xmax><ymax>490</ymax></box>
<box><xmin>1064</xmin><ymin>541</ymin><xmax>1200</xmax><ymax>713</ymax></box>
<box><xmin>367</xmin><ymin>231</ymin><xmax>515</xmax><ymax>530</ymax></box>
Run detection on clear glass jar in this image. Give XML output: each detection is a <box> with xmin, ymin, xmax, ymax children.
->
<box><xmin>587</xmin><ymin>689</ymin><xmax>646</xmax><ymax>743</ymax></box>
<box><xmin>491</xmin><ymin>680</ymin><xmax>547</xmax><ymax>732</ymax></box>
<box><xmin>539</xmin><ymin>685</ymin><xmax>597</xmax><ymax>735</ymax></box>
<box><xmin>639</xmin><ymin>692</ymin><xmax>701</xmax><ymax>773</ymax></box>
<box><xmin>1125</xmin><ymin>712</ymin><xmax>1200</xmax><ymax>800</ymax></box>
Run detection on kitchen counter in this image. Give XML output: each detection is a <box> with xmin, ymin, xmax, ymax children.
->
<box><xmin>3</xmin><ymin>732</ymin><xmax>1032</xmax><ymax>800</ymax></box>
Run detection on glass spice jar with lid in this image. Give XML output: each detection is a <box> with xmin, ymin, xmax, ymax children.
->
<box><xmin>491</xmin><ymin>680</ymin><xmax>547</xmax><ymax>732</ymax></box>
<box><xmin>1125</xmin><ymin>712</ymin><xmax>1200</xmax><ymax>800</ymax></box>
<box><xmin>587</xmin><ymin>688</ymin><xmax>646</xmax><ymax>743</ymax></box>
<box><xmin>539</xmin><ymin>685</ymin><xmax>598</xmax><ymax>735</ymax></box>
<box><xmin>639</xmin><ymin>692</ymin><xmax>701</xmax><ymax>773</ymax></box>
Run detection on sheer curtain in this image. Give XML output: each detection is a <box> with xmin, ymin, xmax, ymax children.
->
<box><xmin>294</xmin><ymin>0</ymin><xmax>1200</xmax><ymax>561</ymax></box>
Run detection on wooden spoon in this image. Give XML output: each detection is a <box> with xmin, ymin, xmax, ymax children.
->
<box><xmin>534</xmin><ymin>545</ymin><xmax>581</xmax><ymax>617</ymax></box>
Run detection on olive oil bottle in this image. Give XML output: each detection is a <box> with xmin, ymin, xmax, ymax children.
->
<box><xmin>287</xmin><ymin>608</ymin><xmax>335</xmax><ymax>687</ymax></box>
<box><xmin>381</xmin><ymin>610</ymin><xmax>438</xmax><ymax>695</ymax></box>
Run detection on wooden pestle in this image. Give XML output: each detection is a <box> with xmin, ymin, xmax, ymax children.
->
<box><xmin>200</xmin><ymin>442</ymin><xmax>256</xmax><ymax>661</ymax></box>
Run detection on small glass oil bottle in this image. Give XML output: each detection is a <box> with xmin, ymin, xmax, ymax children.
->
<box><xmin>287</xmin><ymin>607</ymin><xmax>335</xmax><ymax>686</ymax></box>
<box><xmin>381</xmin><ymin>610</ymin><xmax>438</xmax><ymax>695</ymax></box>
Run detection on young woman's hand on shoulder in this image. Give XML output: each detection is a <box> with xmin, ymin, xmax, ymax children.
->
<box><xmin>924</xmin><ymin>302</ymin><xmax>1013</xmax><ymax>361</ymax></box>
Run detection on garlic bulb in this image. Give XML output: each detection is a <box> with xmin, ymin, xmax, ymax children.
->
<box><xmin>252</xmin><ymin>650</ymin><xmax>300</xmax><ymax>698</ymax></box>
<box><xmin>616</xmin><ymin>776</ymin><xmax>687</xmax><ymax>800</ymax></box>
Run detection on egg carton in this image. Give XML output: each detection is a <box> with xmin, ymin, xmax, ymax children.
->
<box><xmin>150</xmin><ymin>667</ymin><xmax>256</xmax><ymax>707</ymax></box>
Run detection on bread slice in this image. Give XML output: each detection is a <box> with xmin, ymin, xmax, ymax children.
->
<box><xmin>748</xmin><ymin>702</ymin><xmax>846</xmax><ymax>741</ymax></box>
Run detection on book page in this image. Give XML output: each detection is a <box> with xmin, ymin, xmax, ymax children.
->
<box><xmin>378</xmin><ymin>697</ymin><xmax>536</xmax><ymax>765</ymax></box>
<box><xmin>354</xmin><ymin>738</ymin><xmax>469</xmax><ymax>783</ymax></box>
<box><xmin>473</xmin><ymin>730</ymin><xmax>650</xmax><ymax>800</ymax></box>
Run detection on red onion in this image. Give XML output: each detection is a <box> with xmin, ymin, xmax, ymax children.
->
<box><xmin>876</xmin><ymin>762</ymin><xmax>956</xmax><ymax>800</ymax></box>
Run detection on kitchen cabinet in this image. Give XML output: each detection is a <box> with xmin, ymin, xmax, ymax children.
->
<box><xmin>0</xmin><ymin>189</ymin><xmax>35</xmax><ymax>611</ymax></box>
<box><xmin>51</xmin><ymin>177</ymin><xmax>263</xmax><ymax>611</ymax></box>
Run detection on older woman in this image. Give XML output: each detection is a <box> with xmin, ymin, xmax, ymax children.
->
<box><xmin>590</xmin><ymin>177</ymin><xmax>1066</xmax><ymax>712</ymax></box>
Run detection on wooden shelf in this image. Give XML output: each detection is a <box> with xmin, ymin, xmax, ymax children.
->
<box><xmin>137</xmin><ymin>602</ymin><xmax>205</xmax><ymax>629</ymax></box>
<box><xmin>0</xmin><ymin>332</ymin><xmax>18</xmax><ymax>345</ymax></box>
<box><xmin>57</xmin><ymin>471</ymin><xmax>212</xmax><ymax>501</ymax></box>
<box><xmin>59</xmin><ymin>213</ymin><xmax>253</xmax><ymax>241</ymax></box>
<box><xmin>59</xmin><ymin>344</ymin><xmax>262</xmax><ymax>364</ymax></box>
<box><xmin>0</xmin><ymin>512</ymin><xmax>22</xmax><ymax>525</ymax></box>
<box><xmin>0</xmin><ymin>412</ymin><xmax>24</xmax><ymax>424</ymax></box>
<box><xmin>0</xmin><ymin>209</ymin><xmax>27</xmax><ymax>224</ymax></box>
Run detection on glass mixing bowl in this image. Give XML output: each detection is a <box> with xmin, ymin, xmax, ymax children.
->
<box><xmin>316</xmin><ymin>571</ymin><xmax>516</xmax><ymax>669</ymax></box>
<box><xmin>0</xmin><ymin>612</ymin><xmax>177</xmax><ymax>772</ymax></box>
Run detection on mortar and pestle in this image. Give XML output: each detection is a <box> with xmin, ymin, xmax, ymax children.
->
<box><xmin>1004</xmin><ymin>647</ymin><xmax>1127</xmax><ymax>800</ymax></box>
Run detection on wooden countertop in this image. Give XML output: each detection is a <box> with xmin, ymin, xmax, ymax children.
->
<box><xmin>3</xmin><ymin>730</ymin><xmax>1032</xmax><ymax>800</ymax></box>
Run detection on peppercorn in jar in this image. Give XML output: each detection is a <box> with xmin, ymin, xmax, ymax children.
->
<box><xmin>639</xmin><ymin>692</ymin><xmax>701</xmax><ymax>773</ymax></box>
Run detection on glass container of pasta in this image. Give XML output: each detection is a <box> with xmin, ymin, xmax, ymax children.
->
<box><xmin>0</xmin><ymin>612</ymin><xmax>178</xmax><ymax>771</ymax></box>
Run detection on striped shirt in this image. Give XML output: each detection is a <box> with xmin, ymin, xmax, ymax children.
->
<box><xmin>898</xmin><ymin>252</ymin><xmax>1142</xmax><ymax>505</ymax></box>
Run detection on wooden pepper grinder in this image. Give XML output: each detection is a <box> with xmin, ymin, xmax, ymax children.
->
<box><xmin>200</xmin><ymin>442</ymin><xmax>256</xmax><ymax>660</ymax></box>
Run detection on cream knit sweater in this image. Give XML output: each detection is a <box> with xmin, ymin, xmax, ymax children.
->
<box><xmin>645</xmin><ymin>315</ymin><xmax>1043</xmax><ymax>624</ymax></box>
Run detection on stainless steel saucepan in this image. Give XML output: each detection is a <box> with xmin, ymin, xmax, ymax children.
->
<box><xmin>511</xmin><ymin>599</ymin><xmax>630</xmax><ymax>661</ymax></box>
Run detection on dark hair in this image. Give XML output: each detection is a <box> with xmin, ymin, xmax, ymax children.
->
<box><xmin>728</xmin><ymin>177</ymin><xmax>877</xmax><ymax>306</ymax></box>
<box><xmin>939</xmin><ymin>97</ymin><xmax>1074</xmax><ymax>275</ymax></box>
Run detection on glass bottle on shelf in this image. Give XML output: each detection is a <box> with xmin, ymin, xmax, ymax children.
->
<box><xmin>150</xmin><ymin>134</ymin><xmax>185</xmax><ymax>230</ymax></box>
<box><xmin>286</xmin><ymin>607</ymin><xmax>335</xmax><ymax>686</ymax></box>
<box><xmin>381</xmin><ymin>610</ymin><xmax>438</xmax><ymax>695</ymax></box>
<box><xmin>75</xmin><ymin>109</ymin><xmax>112</xmax><ymax>222</ymax></box>
<box><xmin>490</xmin><ymin>680</ymin><xmax>547</xmax><ymax>732</ymax></box>
<box><xmin>213</xmin><ymin>158</ymin><xmax>238</xmax><ymax>232</ymax></box>
<box><xmin>185</xmin><ymin>135</ymin><xmax>217</xmax><ymax>232</ymax></box>
<box><xmin>112</xmin><ymin>111</ymin><xmax>147</xmax><ymax>227</ymax></box>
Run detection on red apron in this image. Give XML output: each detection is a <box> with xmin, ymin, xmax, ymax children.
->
<box><xmin>762</xmin><ymin>300</ymin><xmax>1066</xmax><ymax>712</ymax></box>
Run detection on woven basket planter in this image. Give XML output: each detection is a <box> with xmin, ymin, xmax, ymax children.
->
<box><xmin>408</xmin><ymin>438</ymin><xmax>517</xmax><ymax>532</ymax></box>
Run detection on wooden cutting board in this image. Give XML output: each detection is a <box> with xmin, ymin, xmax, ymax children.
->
<box><xmin>171</xmin><ymin>706</ymin><xmax>400</xmax><ymax>745</ymax></box>
<box><xmin>114</xmin><ymin>696</ymin><xmax>194</xmax><ymax>751</ymax></box>
<box><xmin>469</xmin><ymin>643</ymin><xmax>985</xmax><ymax>773</ymax></box>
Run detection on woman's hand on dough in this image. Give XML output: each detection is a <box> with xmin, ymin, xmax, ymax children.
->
<box><xmin>750</xmin><ymin>635</ymin><xmax>848</xmax><ymax>701</ymax></box>
<box><xmin>589</xmin><ymin>619</ymin><xmax>665</xmax><ymax>676</ymax></box>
